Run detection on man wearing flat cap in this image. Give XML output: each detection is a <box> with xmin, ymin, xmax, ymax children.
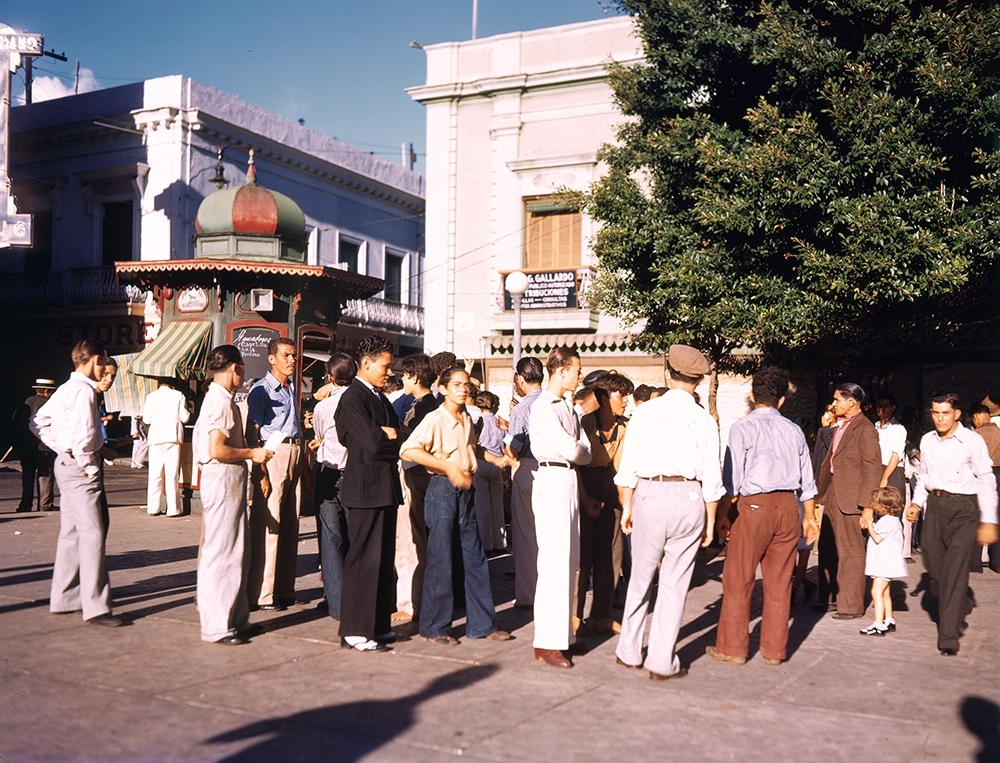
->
<box><xmin>13</xmin><ymin>379</ymin><xmax>58</xmax><ymax>512</ymax></box>
<box><xmin>614</xmin><ymin>344</ymin><xmax>724</xmax><ymax>681</ymax></box>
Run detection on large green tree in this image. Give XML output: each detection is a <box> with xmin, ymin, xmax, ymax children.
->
<box><xmin>585</xmin><ymin>0</ymin><xmax>1000</xmax><ymax>405</ymax></box>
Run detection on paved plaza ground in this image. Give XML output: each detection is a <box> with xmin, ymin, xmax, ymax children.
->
<box><xmin>0</xmin><ymin>463</ymin><xmax>997</xmax><ymax>762</ymax></box>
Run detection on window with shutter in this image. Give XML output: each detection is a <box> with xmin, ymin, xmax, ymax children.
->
<box><xmin>524</xmin><ymin>196</ymin><xmax>581</xmax><ymax>270</ymax></box>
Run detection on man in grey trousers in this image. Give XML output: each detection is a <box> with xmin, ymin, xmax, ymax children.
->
<box><xmin>613</xmin><ymin>345</ymin><xmax>723</xmax><ymax>681</ymax></box>
<box><xmin>31</xmin><ymin>339</ymin><xmax>121</xmax><ymax>627</ymax></box>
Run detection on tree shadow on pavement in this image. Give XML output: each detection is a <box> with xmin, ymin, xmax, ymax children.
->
<box><xmin>204</xmin><ymin>663</ymin><xmax>499</xmax><ymax>762</ymax></box>
<box><xmin>961</xmin><ymin>696</ymin><xmax>999</xmax><ymax>763</ymax></box>
<box><xmin>107</xmin><ymin>545</ymin><xmax>198</xmax><ymax>570</ymax></box>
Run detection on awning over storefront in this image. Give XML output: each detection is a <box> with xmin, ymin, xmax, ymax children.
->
<box><xmin>488</xmin><ymin>333</ymin><xmax>640</xmax><ymax>354</ymax></box>
<box><xmin>104</xmin><ymin>353</ymin><xmax>156</xmax><ymax>417</ymax></box>
<box><xmin>131</xmin><ymin>320</ymin><xmax>213</xmax><ymax>380</ymax></box>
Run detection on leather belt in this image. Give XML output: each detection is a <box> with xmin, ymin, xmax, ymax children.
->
<box><xmin>638</xmin><ymin>475</ymin><xmax>687</xmax><ymax>482</ymax></box>
<box><xmin>930</xmin><ymin>489</ymin><xmax>972</xmax><ymax>498</ymax></box>
<box><xmin>538</xmin><ymin>460</ymin><xmax>571</xmax><ymax>469</ymax></box>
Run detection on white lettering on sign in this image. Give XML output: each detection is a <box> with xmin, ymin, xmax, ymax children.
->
<box><xmin>0</xmin><ymin>34</ymin><xmax>43</xmax><ymax>54</ymax></box>
<box><xmin>0</xmin><ymin>216</ymin><xmax>32</xmax><ymax>245</ymax></box>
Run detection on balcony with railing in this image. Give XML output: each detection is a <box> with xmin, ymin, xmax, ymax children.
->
<box><xmin>0</xmin><ymin>267</ymin><xmax>147</xmax><ymax>312</ymax></box>
<box><xmin>340</xmin><ymin>297</ymin><xmax>424</xmax><ymax>335</ymax></box>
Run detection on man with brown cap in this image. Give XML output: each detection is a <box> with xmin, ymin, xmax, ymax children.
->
<box><xmin>14</xmin><ymin>379</ymin><xmax>58</xmax><ymax>512</ymax></box>
<box><xmin>614</xmin><ymin>344</ymin><xmax>723</xmax><ymax>681</ymax></box>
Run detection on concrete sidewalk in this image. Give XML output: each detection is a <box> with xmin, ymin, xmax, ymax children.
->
<box><xmin>1</xmin><ymin>464</ymin><xmax>997</xmax><ymax>762</ymax></box>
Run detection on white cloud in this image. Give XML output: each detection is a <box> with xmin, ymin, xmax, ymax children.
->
<box><xmin>16</xmin><ymin>67</ymin><xmax>101</xmax><ymax>104</ymax></box>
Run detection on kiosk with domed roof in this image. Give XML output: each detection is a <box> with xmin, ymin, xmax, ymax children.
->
<box><xmin>113</xmin><ymin>155</ymin><xmax>383</xmax><ymax>501</ymax></box>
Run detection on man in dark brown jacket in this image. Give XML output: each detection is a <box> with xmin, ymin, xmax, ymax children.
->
<box><xmin>816</xmin><ymin>383</ymin><xmax>883</xmax><ymax>618</ymax></box>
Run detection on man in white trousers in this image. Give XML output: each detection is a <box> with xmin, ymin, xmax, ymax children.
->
<box><xmin>528</xmin><ymin>347</ymin><xmax>591</xmax><ymax>668</ymax></box>
<box><xmin>614</xmin><ymin>344</ymin><xmax>723</xmax><ymax>681</ymax></box>
<box><xmin>142</xmin><ymin>378</ymin><xmax>190</xmax><ymax>516</ymax></box>
<box><xmin>194</xmin><ymin>345</ymin><xmax>272</xmax><ymax>645</ymax></box>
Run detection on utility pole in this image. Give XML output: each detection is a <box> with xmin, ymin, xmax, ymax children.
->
<box><xmin>73</xmin><ymin>58</ymin><xmax>80</xmax><ymax>94</ymax></box>
<box><xmin>21</xmin><ymin>45</ymin><xmax>66</xmax><ymax>105</ymax></box>
<box><xmin>472</xmin><ymin>0</ymin><xmax>479</xmax><ymax>39</ymax></box>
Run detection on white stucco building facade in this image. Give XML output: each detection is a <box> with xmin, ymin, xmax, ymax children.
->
<box><xmin>409</xmin><ymin>17</ymin><xmax>658</xmax><ymax>389</ymax></box>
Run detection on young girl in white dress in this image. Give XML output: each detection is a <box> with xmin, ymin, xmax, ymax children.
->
<box><xmin>860</xmin><ymin>487</ymin><xmax>909</xmax><ymax>636</ymax></box>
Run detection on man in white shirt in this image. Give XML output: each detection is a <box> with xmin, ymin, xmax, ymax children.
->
<box><xmin>142</xmin><ymin>379</ymin><xmax>191</xmax><ymax>517</ymax></box>
<box><xmin>528</xmin><ymin>347</ymin><xmax>591</xmax><ymax>669</ymax></box>
<box><xmin>906</xmin><ymin>393</ymin><xmax>998</xmax><ymax>656</ymax></box>
<box><xmin>31</xmin><ymin>340</ymin><xmax>122</xmax><ymax>627</ymax></box>
<box><xmin>614</xmin><ymin>344</ymin><xmax>723</xmax><ymax>681</ymax></box>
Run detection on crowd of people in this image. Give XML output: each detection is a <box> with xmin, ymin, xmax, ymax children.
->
<box><xmin>17</xmin><ymin>336</ymin><xmax>1000</xmax><ymax>676</ymax></box>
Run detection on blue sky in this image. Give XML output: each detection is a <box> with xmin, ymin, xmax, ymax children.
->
<box><xmin>4</xmin><ymin>1</ymin><xmax>622</xmax><ymax>174</ymax></box>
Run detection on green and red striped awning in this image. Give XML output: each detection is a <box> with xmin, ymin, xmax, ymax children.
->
<box><xmin>131</xmin><ymin>320</ymin><xmax>213</xmax><ymax>380</ymax></box>
<box><xmin>104</xmin><ymin>353</ymin><xmax>156</xmax><ymax>417</ymax></box>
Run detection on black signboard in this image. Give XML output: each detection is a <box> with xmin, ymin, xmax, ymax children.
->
<box><xmin>503</xmin><ymin>271</ymin><xmax>577</xmax><ymax>310</ymax></box>
<box><xmin>231</xmin><ymin>326</ymin><xmax>280</xmax><ymax>400</ymax></box>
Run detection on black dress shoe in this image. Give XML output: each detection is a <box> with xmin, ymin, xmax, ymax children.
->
<box><xmin>940</xmin><ymin>648</ymin><xmax>959</xmax><ymax>656</ymax></box>
<box><xmin>258</xmin><ymin>603</ymin><xmax>286</xmax><ymax>612</ymax></box>
<box><xmin>216</xmin><ymin>635</ymin><xmax>246</xmax><ymax>646</ymax></box>
<box><xmin>238</xmin><ymin>624</ymin><xmax>264</xmax><ymax>639</ymax></box>
<box><xmin>87</xmin><ymin>614</ymin><xmax>123</xmax><ymax>627</ymax></box>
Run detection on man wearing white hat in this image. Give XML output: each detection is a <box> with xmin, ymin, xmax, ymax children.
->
<box><xmin>14</xmin><ymin>379</ymin><xmax>58</xmax><ymax>512</ymax></box>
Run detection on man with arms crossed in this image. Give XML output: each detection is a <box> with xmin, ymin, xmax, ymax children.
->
<box><xmin>31</xmin><ymin>340</ymin><xmax>121</xmax><ymax>627</ymax></box>
<box><xmin>906</xmin><ymin>394</ymin><xmax>998</xmax><ymax>655</ymax></box>
<box><xmin>335</xmin><ymin>335</ymin><xmax>403</xmax><ymax>652</ymax></box>
<box><xmin>194</xmin><ymin>346</ymin><xmax>272</xmax><ymax>645</ymax></box>
<box><xmin>709</xmin><ymin>366</ymin><xmax>819</xmax><ymax>667</ymax></box>
<box><xmin>247</xmin><ymin>337</ymin><xmax>302</xmax><ymax>611</ymax></box>
<box><xmin>614</xmin><ymin>344</ymin><xmax>723</xmax><ymax>680</ymax></box>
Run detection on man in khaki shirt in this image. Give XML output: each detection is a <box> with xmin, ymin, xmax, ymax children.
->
<box><xmin>400</xmin><ymin>367</ymin><xmax>511</xmax><ymax>646</ymax></box>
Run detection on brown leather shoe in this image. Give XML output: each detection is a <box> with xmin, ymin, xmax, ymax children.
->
<box><xmin>484</xmin><ymin>630</ymin><xmax>513</xmax><ymax>641</ymax></box>
<box><xmin>615</xmin><ymin>656</ymin><xmax>641</xmax><ymax>670</ymax></box>
<box><xmin>705</xmin><ymin>645</ymin><xmax>746</xmax><ymax>665</ymax></box>
<box><xmin>534</xmin><ymin>648</ymin><xmax>572</xmax><ymax>668</ymax></box>
<box><xmin>649</xmin><ymin>667</ymin><xmax>688</xmax><ymax>681</ymax></box>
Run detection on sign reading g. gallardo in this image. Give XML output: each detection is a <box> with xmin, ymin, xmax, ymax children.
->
<box><xmin>504</xmin><ymin>270</ymin><xmax>578</xmax><ymax>310</ymax></box>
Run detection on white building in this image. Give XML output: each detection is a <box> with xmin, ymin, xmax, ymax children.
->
<box><xmin>409</xmin><ymin>17</ymin><xmax>658</xmax><ymax>391</ymax></box>
<box><xmin>3</xmin><ymin>75</ymin><xmax>425</xmax><ymax>414</ymax></box>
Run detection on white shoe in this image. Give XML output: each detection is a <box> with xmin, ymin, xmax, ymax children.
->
<box><xmin>859</xmin><ymin>622</ymin><xmax>887</xmax><ymax>636</ymax></box>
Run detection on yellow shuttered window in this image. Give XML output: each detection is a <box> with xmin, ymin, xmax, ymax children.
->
<box><xmin>524</xmin><ymin>196</ymin><xmax>581</xmax><ymax>270</ymax></box>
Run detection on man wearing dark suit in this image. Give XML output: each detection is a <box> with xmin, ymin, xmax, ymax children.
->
<box><xmin>816</xmin><ymin>383</ymin><xmax>883</xmax><ymax>619</ymax></box>
<box><xmin>334</xmin><ymin>335</ymin><xmax>403</xmax><ymax>652</ymax></box>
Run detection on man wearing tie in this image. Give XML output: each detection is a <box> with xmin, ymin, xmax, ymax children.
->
<box><xmin>335</xmin><ymin>335</ymin><xmax>404</xmax><ymax>652</ymax></box>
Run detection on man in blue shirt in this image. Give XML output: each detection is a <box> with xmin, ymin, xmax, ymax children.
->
<box><xmin>246</xmin><ymin>337</ymin><xmax>302</xmax><ymax>611</ymax></box>
<box><xmin>709</xmin><ymin>366</ymin><xmax>819</xmax><ymax>667</ymax></box>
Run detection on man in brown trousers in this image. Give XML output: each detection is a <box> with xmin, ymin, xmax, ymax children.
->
<box><xmin>816</xmin><ymin>382</ymin><xmax>883</xmax><ymax>619</ymax></box>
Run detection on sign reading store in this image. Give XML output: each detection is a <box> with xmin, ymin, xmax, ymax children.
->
<box><xmin>503</xmin><ymin>270</ymin><xmax>577</xmax><ymax>310</ymax></box>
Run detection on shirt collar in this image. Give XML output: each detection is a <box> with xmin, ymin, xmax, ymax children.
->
<box><xmin>357</xmin><ymin>377</ymin><xmax>380</xmax><ymax>396</ymax></box>
<box><xmin>875</xmin><ymin>417</ymin><xmax>899</xmax><ymax>429</ymax></box>
<box><xmin>750</xmin><ymin>406</ymin><xmax>781</xmax><ymax>417</ymax></box>
<box><xmin>932</xmin><ymin>422</ymin><xmax>971</xmax><ymax>443</ymax></box>
<box><xmin>70</xmin><ymin>371</ymin><xmax>98</xmax><ymax>389</ymax></box>
<box><xmin>209</xmin><ymin>381</ymin><xmax>234</xmax><ymax>399</ymax></box>
<box><xmin>265</xmin><ymin>371</ymin><xmax>290</xmax><ymax>391</ymax></box>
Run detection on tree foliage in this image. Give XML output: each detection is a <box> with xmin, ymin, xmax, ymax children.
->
<box><xmin>585</xmin><ymin>0</ymin><xmax>1000</xmax><ymax>373</ymax></box>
